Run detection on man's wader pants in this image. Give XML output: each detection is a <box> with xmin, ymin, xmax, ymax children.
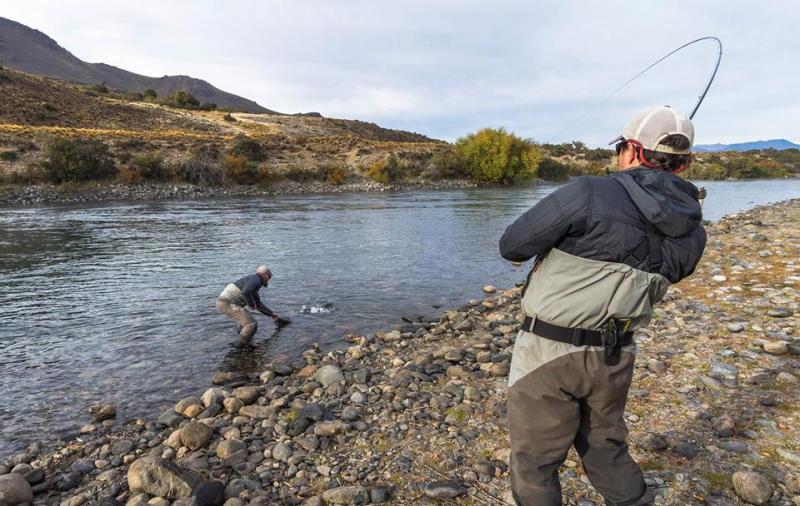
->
<box><xmin>508</xmin><ymin>330</ymin><xmax>651</xmax><ymax>506</ymax></box>
<box><xmin>216</xmin><ymin>299</ymin><xmax>257</xmax><ymax>344</ymax></box>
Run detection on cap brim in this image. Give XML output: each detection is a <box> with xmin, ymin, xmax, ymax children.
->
<box><xmin>608</xmin><ymin>135</ymin><xmax>624</xmax><ymax>146</ymax></box>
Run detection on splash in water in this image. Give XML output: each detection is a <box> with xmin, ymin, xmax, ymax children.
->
<box><xmin>300</xmin><ymin>302</ymin><xmax>334</xmax><ymax>314</ymax></box>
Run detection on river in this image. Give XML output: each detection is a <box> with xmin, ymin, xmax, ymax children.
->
<box><xmin>1</xmin><ymin>179</ymin><xmax>799</xmax><ymax>456</ymax></box>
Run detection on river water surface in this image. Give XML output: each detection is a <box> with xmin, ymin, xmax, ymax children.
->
<box><xmin>2</xmin><ymin>180</ymin><xmax>799</xmax><ymax>455</ymax></box>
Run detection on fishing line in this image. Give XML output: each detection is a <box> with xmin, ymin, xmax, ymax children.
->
<box><xmin>545</xmin><ymin>36</ymin><xmax>723</xmax><ymax>143</ymax></box>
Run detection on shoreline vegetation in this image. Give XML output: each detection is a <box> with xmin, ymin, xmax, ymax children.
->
<box><xmin>1</xmin><ymin>67</ymin><xmax>799</xmax><ymax>207</ymax></box>
<box><xmin>1</xmin><ymin>198</ymin><xmax>798</xmax><ymax>505</ymax></box>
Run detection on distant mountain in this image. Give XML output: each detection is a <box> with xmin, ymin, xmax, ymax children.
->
<box><xmin>694</xmin><ymin>139</ymin><xmax>800</xmax><ymax>152</ymax></box>
<box><xmin>0</xmin><ymin>17</ymin><xmax>273</xmax><ymax>113</ymax></box>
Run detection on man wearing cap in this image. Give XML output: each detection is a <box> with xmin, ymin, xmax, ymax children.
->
<box><xmin>216</xmin><ymin>266</ymin><xmax>282</xmax><ymax>346</ymax></box>
<box><xmin>499</xmin><ymin>106</ymin><xmax>706</xmax><ymax>505</ymax></box>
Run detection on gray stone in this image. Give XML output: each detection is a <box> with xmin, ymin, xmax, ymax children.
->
<box><xmin>157</xmin><ymin>410</ymin><xmax>185</xmax><ymax>427</ymax></box>
<box><xmin>127</xmin><ymin>457</ymin><xmax>204</xmax><ymax>498</ymax></box>
<box><xmin>369</xmin><ymin>486</ymin><xmax>391</xmax><ymax>503</ymax></box>
<box><xmin>216</xmin><ymin>439</ymin><xmax>246</xmax><ymax>460</ymax></box>
<box><xmin>232</xmin><ymin>386</ymin><xmax>259</xmax><ymax>405</ymax></box>
<box><xmin>341</xmin><ymin>407</ymin><xmax>360</xmax><ymax>421</ymax></box>
<box><xmin>0</xmin><ymin>473</ymin><xmax>34</xmax><ymax>505</ymax></box>
<box><xmin>23</xmin><ymin>468</ymin><xmax>44</xmax><ymax>485</ymax></box>
<box><xmin>767</xmin><ymin>307</ymin><xmax>793</xmax><ymax>318</ymax></box>
<box><xmin>674</xmin><ymin>442</ymin><xmax>700</xmax><ymax>459</ymax></box>
<box><xmin>238</xmin><ymin>405</ymin><xmax>276</xmax><ymax>419</ymax></box>
<box><xmin>719</xmin><ymin>440</ymin><xmax>750</xmax><ymax>453</ymax></box>
<box><xmin>272</xmin><ymin>363</ymin><xmax>293</xmax><ymax>376</ymax></box>
<box><xmin>188</xmin><ymin>480</ymin><xmax>225</xmax><ymax>506</ymax></box>
<box><xmin>175</xmin><ymin>397</ymin><xmax>204</xmax><ymax>416</ymax></box>
<box><xmin>641</xmin><ymin>434</ymin><xmax>669</xmax><ymax>451</ymax></box>
<box><xmin>727</xmin><ymin>323</ymin><xmax>745</xmax><ymax>333</ymax></box>
<box><xmin>647</xmin><ymin>359</ymin><xmax>667</xmax><ymax>374</ymax></box>
<box><xmin>732</xmin><ymin>470</ymin><xmax>772</xmax><ymax>505</ymax></box>
<box><xmin>422</xmin><ymin>480</ymin><xmax>465</xmax><ymax>499</ymax></box>
<box><xmin>272</xmin><ymin>442</ymin><xmax>292</xmax><ymax>462</ymax></box>
<box><xmin>313</xmin><ymin>420</ymin><xmax>349</xmax><ymax>436</ymax></box>
<box><xmin>321</xmin><ymin>486</ymin><xmax>369</xmax><ymax>505</ymax></box>
<box><xmin>181</xmin><ymin>421</ymin><xmax>213</xmax><ymax>450</ymax></box>
<box><xmin>112</xmin><ymin>439</ymin><xmax>135</xmax><ymax>456</ymax></box>
<box><xmin>708</xmin><ymin>361</ymin><xmax>738</xmax><ymax>380</ymax></box>
<box><xmin>314</xmin><ymin>365</ymin><xmax>345</xmax><ymax>387</ymax></box>
<box><xmin>70</xmin><ymin>459</ymin><xmax>95</xmax><ymax>474</ymax></box>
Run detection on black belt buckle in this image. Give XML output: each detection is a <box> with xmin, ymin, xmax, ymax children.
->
<box><xmin>602</xmin><ymin>320</ymin><xmax>622</xmax><ymax>366</ymax></box>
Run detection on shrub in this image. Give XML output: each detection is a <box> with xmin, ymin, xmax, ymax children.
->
<box><xmin>222</xmin><ymin>154</ymin><xmax>260</xmax><ymax>184</ymax></box>
<box><xmin>172</xmin><ymin>90</ymin><xmax>200</xmax><ymax>108</ymax></box>
<box><xmin>199</xmin><ymin>102</ymin><xmax>217</xmax><ymax>111</ymax></box>
<box><xmin>284</xmin><ymin>165</ymin><xmax>320</xmax><ymax>183</ymax></box>
<box><xmin>130</xmin><ymin>152</ymin><xmax>168</xmax><ymax>180</ymax></box>
<box><xmin>118</xmin><ymin>165</ymin><xmax>144</xmax><ymax>184</ymax></box>
<box><xmin>227</xmin><ymin>136</ymin><xmax>265</xmax><ymax>161</ymax></box>
<box><xmin>536</xmin><ymin>157</ymin><xmax>573</xmax><ymax>181</ymax></box>
<box><xmin>177</xmin><ymin>151</ymin><xmax>225</xmax><ymax>186</ymax></box>
<box><xmin>0</xmin><ymin>151</ymin><xmax>18</xmax><ymax>164</ymax></box>
<box><xmin>317</xmin><ymin>162</ymin><xmax>348</xmax><ymax>185</ymax></box>
<box><xmin>366</xmin><ymin>156</ymin><xmax>404</xmax><ymax>183</ymax></box>
<box><xmin>223</xmin><ymin>113</ymin><xmax>237</xmax><ymax>122</ymax></box>
<box><xmin>454</xmin><ymin>128</ymin><xmax>542</xmax><ymax>183</ymax></box>
<box><xmin>91</xmin><ymin>83</ymin><xmax>109</xmax><ymax>93</ymax></box>
<box><xmin>39</xmin><ymin>137</ymin><xmax>117</xmax><ymax>183</ymax></box>
<box><xmin>427</xmin><ymin>149</ymin><xmax>465</xmax><ymax>179</ymax></box>
<box><xmin>143</xmin><ymin>89</ymin><xmax>158</xmax><ymax>100</ymax></box>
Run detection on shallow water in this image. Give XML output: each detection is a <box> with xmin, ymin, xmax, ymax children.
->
<box><xmin>1</xmin><ymin>179</ymin><xmax>799</xmax><ymax>455</ymax></box>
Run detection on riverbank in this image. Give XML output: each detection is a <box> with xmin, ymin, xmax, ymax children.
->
<box><xmin>1</xmin><ymin>200</ymin><xmax>798</xmax><ymax>506</ymax></box>
<box><xmin>0</xmin><ymin>180</ymin><xmax>481</xmax><ymax>207</ymax></box>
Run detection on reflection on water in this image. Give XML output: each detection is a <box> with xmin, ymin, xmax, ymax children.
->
<box><xmin>1</xmin><ymin>179</ymin><xmax>799</xmax><ymax>456</ymax></box>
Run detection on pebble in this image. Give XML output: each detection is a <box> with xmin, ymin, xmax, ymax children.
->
<box><xmin>180</xmin><ymin>421</ymin><xmax>212</xmax><ymax>450</ymax></box>
<box><xmin>763</xmin><ymin>341</ymin><xmax>789</xmax><ymax>355</ymax></box>
<box><xmin>314</xmin><ymin>365</ymin><xmax>345</xmax><ymax>387</ymax></box>
<box><xmin>321</xmin><ymin>486</ymin><xmax>369</xmax><ymax>505</ymax></box>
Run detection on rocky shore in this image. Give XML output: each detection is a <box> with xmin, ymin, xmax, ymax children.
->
<box><xmin>0</xmin><ymin>180</ymin><xmax>479</xmax><ymax>207</ymax></box>
<box><xmin>1</xmin><ymin>199</ymin><xmax>799</xmax><ymax>506</ymax></box>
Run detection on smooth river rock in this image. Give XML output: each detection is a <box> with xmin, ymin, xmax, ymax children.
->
<box><xmin>321</xmin><ymin>486</ymin><xmax>369</xmax><ymax>505</ymax></box>
<box><xmin>0</xmin><ymin>473</ymin><xmax>34</xmax><ymax>505</ymax></box>
<box><xmin>314</xmin><ymin>365</ymin><xmax>345</xmax><ymax>387</ymax></box>
<box><xmin>127</xmin><ymin>457</ymin><xmax>204</xmax><ymax>498</ymax></box>
<box><xmin>732</xmin><ymin>470</ymin><xmax>773</xmax><ymax>505</ymax></box>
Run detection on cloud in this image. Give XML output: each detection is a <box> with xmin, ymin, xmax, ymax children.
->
<box><xmin>3</xmin><ymin>0</ymin><xmax>798</xmax><ymax>145</ymax></box>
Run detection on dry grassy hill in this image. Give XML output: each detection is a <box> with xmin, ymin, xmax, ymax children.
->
<box><xmin>0</xmin><ymin>67</ymin><xmax>446</xmax><ymax>186</ymax></box>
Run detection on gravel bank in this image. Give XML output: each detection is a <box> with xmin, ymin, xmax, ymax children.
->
<box><xmin>1</xmin><ymin>199</ymin><xmax>798</xmax><ymax>505</ymax></box>
<box><xmin>0</xmin><ymin>180</ymin><xmax>479</xmax><ymax>207</ymax></box>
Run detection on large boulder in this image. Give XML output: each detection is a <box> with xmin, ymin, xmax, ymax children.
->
<box><xmin>127</xmin><ymin>457</ymin><xmax>204</xmax><ymax>498</ymax></box>
<box><xmin>0</xmin><ymin>473</ymin><xmax>34</xmax><ymax>505</ymax></box>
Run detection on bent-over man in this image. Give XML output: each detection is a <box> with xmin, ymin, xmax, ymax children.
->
<box><xmin>216</xmin><ymin>265</ymin><xmax>281</xmax><ymax>346</ymax></box>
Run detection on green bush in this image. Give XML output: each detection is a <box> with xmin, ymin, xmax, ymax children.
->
<box><xmin>427</xmin><ymin>149</ymin><xmax>465</xmax><ymax>179</ymax></box>
<box><xmin>227</xmin><ymin>136</ymin><xmax>265</xmax><ymax>161</ymax></box>
<box><xmin>454</xmin><ymin>128</ymin><xmax>542</xmax><ymax>183</ymax></box>
<box><xmin>536</xmin><ymin>157</ymin><xmax>573</xmax><ymax>181</ymax></box>
<box><xmin>172</xmin><ymin>90</ymin><xmax>200</xmax><ymax>108</ymax></box>
<box><xmin>222</xmin><ymin>154</ymin><xmax>260</xmax><ymax>184</ymax></box>
<box><xmin>39</xmin><ymin>137</ymin><xmax>117</xmax><ymax>183</ymax></box>
<box><xmin>143</xmin><ymin>89</ymin><xmax>158</xmax><ymax>100</ymax></box>
<box><xmin>131</xmin><ymin>152</ymin><xmax>168</xmax><ymax>180</ymax></box>
<box><xmin>199</xmin><ymin>102</ymin><xmax>217</xmax><ymax>111</ymax></box>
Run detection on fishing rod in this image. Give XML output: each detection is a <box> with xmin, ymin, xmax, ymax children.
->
<box><xmin>547</xmin><ymin>36</ymin><xmax>723</xmax><ymax>142</ymax></box>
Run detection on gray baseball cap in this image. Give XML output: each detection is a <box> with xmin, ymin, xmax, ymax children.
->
<box><xmin>609</xmin><ymin>105</ymin><xmax>694</xmax><ymax>154</ymax></box>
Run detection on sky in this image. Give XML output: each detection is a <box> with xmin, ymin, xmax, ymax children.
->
<box><xmin>3</xmin><ymin>0</ymin><xmax>799</xmax><ymax>145</ymax></box>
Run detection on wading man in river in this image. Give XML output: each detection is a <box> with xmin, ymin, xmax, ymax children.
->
<box><xmin>499</xmin><ymin>106</ymin><xmax>707</xmax><ymax>505</ymax></box>
<box><xmin>216</xmin><ymin>265</ymin><xmax>282</xmax><ymax>347</ymax></box>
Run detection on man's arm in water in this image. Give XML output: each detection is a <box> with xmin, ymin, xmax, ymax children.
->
<box><xmin>253</xmin><ymin>292</ymin><xmax>278</xmax><ymax>318</ymax></box>
<box><xmin>499</xmin><ymin>178</ymin><xmax>590</xmax><ymax>262</ymax></box>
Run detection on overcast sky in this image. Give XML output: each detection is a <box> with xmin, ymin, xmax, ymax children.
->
<box><xmin>4</xmin><ymin>1</ymin><xmax>798</xmax><ymax>145</ymax></box>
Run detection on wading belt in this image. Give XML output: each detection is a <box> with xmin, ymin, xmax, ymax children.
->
<box><xmin>521</xmin><ymin>316</ymin><xmax>634</xmax><ymax>348</ymax></box>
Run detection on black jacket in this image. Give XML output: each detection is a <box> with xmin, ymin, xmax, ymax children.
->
<box><xmin>499</xmin><ymin>168</ymin><xmax>706</xmax><ymax>284</ymax></box>
<box><xmin>234</xmin><ymin>274</ymin><xmax>275</xmax><ymax>316</ymax></box>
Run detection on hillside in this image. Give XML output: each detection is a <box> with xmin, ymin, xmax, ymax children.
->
<box><xmin>0</xmin><ymin>17</ymin><xmax>271</xmax><ymax>113</ymax></box>
<box><xmin>695</xmin><ymin>139</ymin><xmax>800</xmax><ymax>153</ymax></box>
<box><xmin>0</xmin><ymin>66</ymin><xmax>446</xmax><ymax>195</ymax></box>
